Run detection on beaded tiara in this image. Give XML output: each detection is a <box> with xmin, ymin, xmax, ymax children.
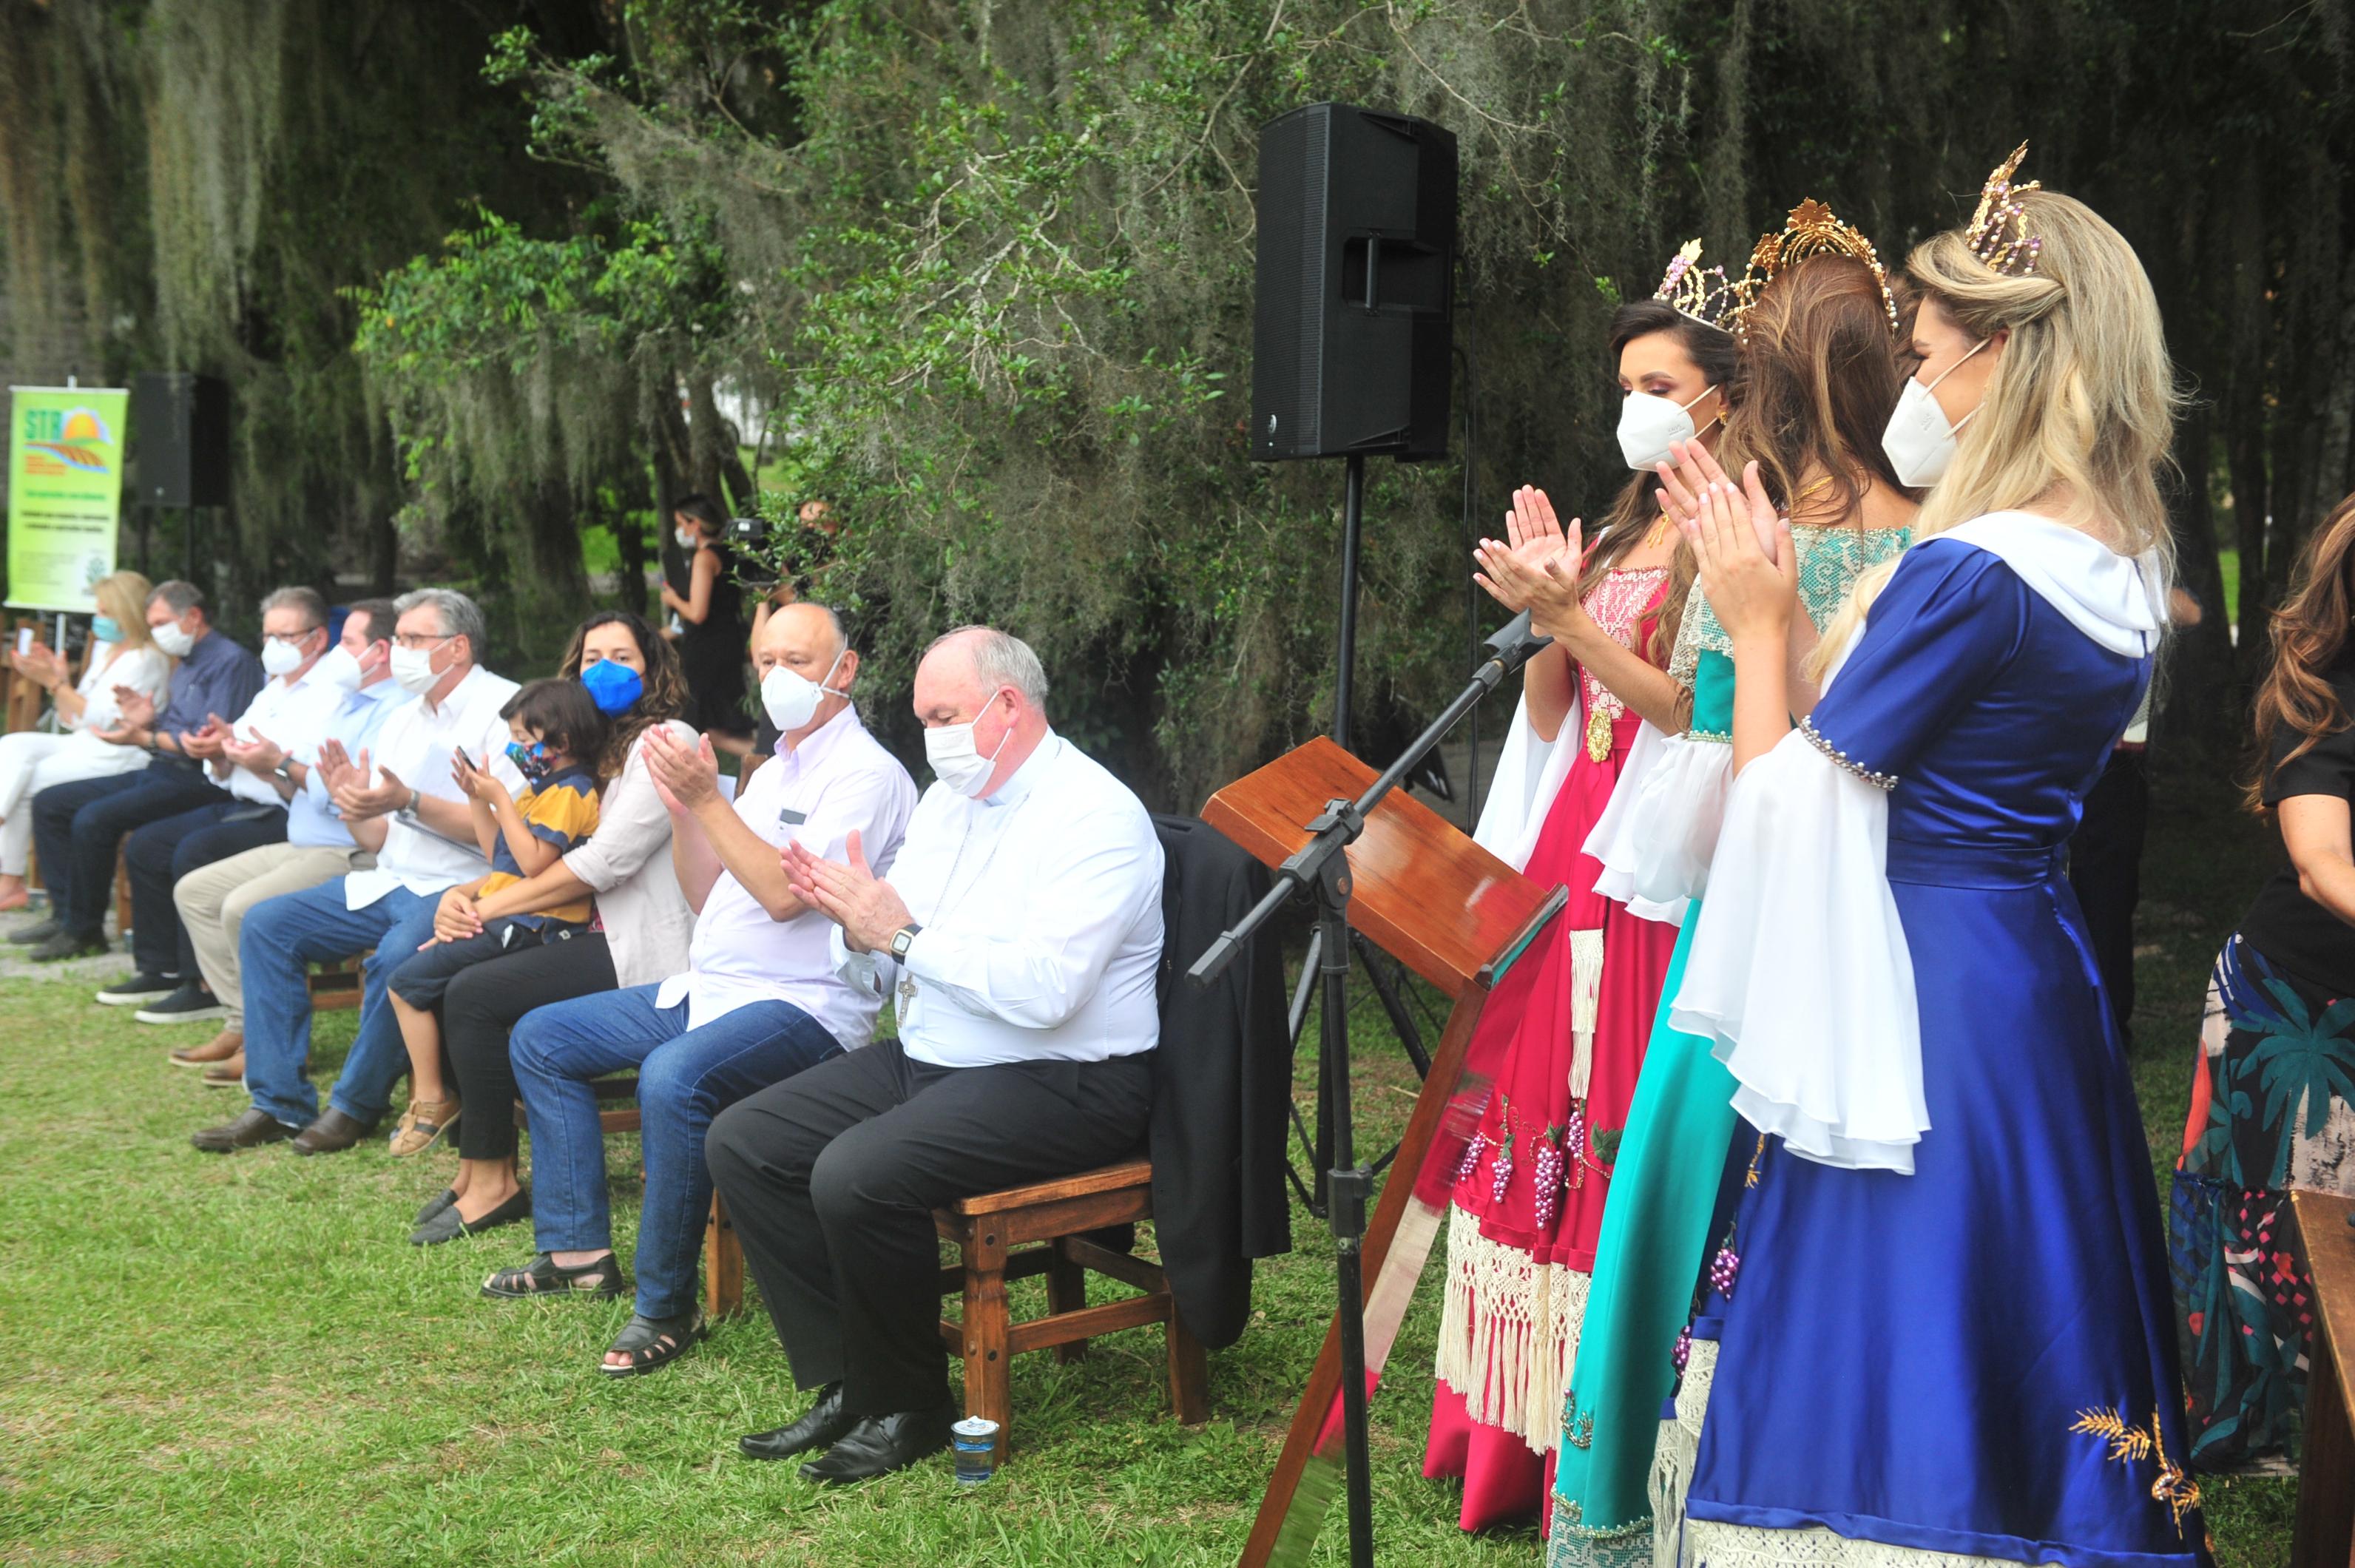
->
<box><xmin>1653</xmin><ymin>240</ymin><xmax>1746</xmax><ymax>334</ymax></box>
<box><xmin>1966</xmin><ymin>142</ymin><xmax>2044</xmax><ymax>277</ymax></box>
<box><xmin>1743</xmin><ymin>199</ymin><xmax>1899</xmax><ymax>335</ymax></box>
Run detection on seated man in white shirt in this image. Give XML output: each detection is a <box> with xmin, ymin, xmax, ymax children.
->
<box><xmin>708</xmin><ymin>625</ymin><xmax>1164</xmax><ymax>1484</ymax></box>
<box><xmin>100</xmin><ymin>586</ymin><xmax>343</xmax><ymax>1014</ymax></box>
<box><xmin>192</xmin><ymin>588</ymin><xmax>523</xmax><ymax>1157</ymax></box>
<box><xmin>479</xmin><ymin>603</ymin><xmax>917</xmax><ymax>1362</ymax></box>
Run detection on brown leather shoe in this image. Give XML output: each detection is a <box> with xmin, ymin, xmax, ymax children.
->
<box><xmin>290</xmin><ymin>1107</ymin><xmax>376</xmax><ymax>1156</ymax></box>
<box><xmin>191</xmin><ymin>1107</ymin><xmax>299</xmax><ymax>1153</ymax></box>
<box><xmin>200</xmin><ymin>1052</ymin><xmax>246</xmax><ymax>1087</ymax></box>
<box><xmin>171</xmin><ymin>1028</ymin><xmax>243</xmax><ymax>1069</ymax></box>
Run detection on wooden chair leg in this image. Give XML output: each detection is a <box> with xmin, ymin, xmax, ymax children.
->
<box><xmin>704</xmin><ymin>1190</ymin><xmax>743</xmax><ymax>1320</ymax></box>
<box><xmin>115</xmin><ymin>851</ymin><xmax>132</xmax><ymax>937</ymax></box>
<box><xmin>961</xmin><ymin>1223</ymin><xmax>1013</xmax><ymax>1463</ymax></box>
<box><xmin>1166</xmin><ymin>1303</ymin><xmax>1209</xmax><ymax>1427</ymax></box>
<box><xmin>1045</xmin><ymin>1237</ymin><xmax>1088</xmax><ymax>1365</ymax></box>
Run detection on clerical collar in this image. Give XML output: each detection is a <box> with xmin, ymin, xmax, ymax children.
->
<box><xmin>979</xmin><ymin>731</ymin><xmax>1061</xmax><ymax>810</ymax></box>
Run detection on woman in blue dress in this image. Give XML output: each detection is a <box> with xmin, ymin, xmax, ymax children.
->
<box><xmin>1654</xmin><ymin>149</ymin><xmax>2209</xmax><ymax>1567</ymax></box>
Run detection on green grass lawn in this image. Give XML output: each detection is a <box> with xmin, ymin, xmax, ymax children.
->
<box><xmin>0</xmin><ymin>768</ymin><xmax>2300</xmax><ymax>1563</ymax></box>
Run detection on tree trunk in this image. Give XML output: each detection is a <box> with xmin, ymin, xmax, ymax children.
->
<box><xmin>2160</xmin><ymin>409</ymin><xmax>2240</xmax><ymax>757</ymax></box>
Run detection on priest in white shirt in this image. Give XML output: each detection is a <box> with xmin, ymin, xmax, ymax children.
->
<box><xmin>709</xmin><ymin>625</ymin><xmax>1164</xmax><ymax>1485</ymax></box>
<box><xmin>193</xmin><ymin>587</ymin><xmax>524</xmax><ymax>1157</ymax></box>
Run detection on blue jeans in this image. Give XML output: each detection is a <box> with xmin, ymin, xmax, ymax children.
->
<box><xmin>512</xmin><ymin>984</ymin><xmax>842</xmax><ymax>1319</ymax></box>
<box><xmin>239</xmin><ymin>879</ymin><xmax>439</xmax><ymax>1129</ymax></box>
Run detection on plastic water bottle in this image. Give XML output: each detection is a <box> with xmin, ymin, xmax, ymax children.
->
<box><xmin>952</xmin><ymin>1416</ymin><xmax>1000</xmax><ymax>1484</ymax></box>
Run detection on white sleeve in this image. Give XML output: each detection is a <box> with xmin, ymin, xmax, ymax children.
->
<box><xmin>1666</xmin><ymin>726</ymin><xmax>1927</xmax><ymax>1174</ymax></box>
<box><xmin>1471</xmin><ymin>689</ymin><xmax>1580</xmax><ymax>872</ymax></box>
<box><xmin>561</xmin><ymin>729</ymin><xmax>680</xmax><ymax>893</ymax></box>
<box><xmin>1584</xmin><ymin>720</ymin><xmax>1687</xmax><ymax>925</ymax></box>
<box><xmin>1584</xmin><ymin>729</ymin><xmax>1730</xmax><ymax>916</ymax></box>
<box><xmin>830</xmin><ymin>923</ymin><xmax>891</xmax><ymax>999</ymax></box>
<box><xmin>900</xmin><ymin>807</ymin><xmax>1159</xmax><ymax>1030</ymax></box>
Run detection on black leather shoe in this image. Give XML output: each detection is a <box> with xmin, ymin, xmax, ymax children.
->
<box><xmin>191</xmin><ymin>1107</ymin><xmax>300</xmax><ymax>1153</ymax></box>
<box><xmin>30</xmin><ymin>930</ymin><xmax>106</xmax><ymax>962</ymax></box>
<box><xmin>740</xmin><ymin>1383</ymin><xmax>854</xmax><ymax>1461</ymax></box>
<box><xmin>410</xmin><ymin>1186</ymin><xmax>531</xmax><ymax>1246</ymax></box>
<box><xmin>289</xmin><ymin>1107</ymin><xmax>376</xmax><ymax>1156</ymax></box>
<box><xmin>7</xmin><ymin>916</ymin><xmax>59</xmax><ymax>945</ymax></box>
<box><xmin>797</xmin><ymin>1397</ymin><xmax>956</xmax><ymax>1485</ymax></box>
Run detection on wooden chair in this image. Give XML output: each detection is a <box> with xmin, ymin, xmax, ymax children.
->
<box><xmin>933</xmin><ymin>1157</ymin><xmax>1209</xmax><ymax>1466</ymax></box>
<box><xmin>306</xmin><ymin>953</ymin><xmax>367</xmax><ymax>1012</ymax></box>
<box><xmin>514</xmin><ymin>1074</ymin><xmax>745</xmax><ymax>1322</ymax></box>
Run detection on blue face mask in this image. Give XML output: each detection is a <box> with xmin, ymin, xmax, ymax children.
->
<box><xmin>506</xmin><ymin>740</ymin><xmax>556</xmax><ymax>783</ymax></box>
<box><xmin>91</xmin><ymin>616</ymin><xmax>124</xmax><ymax>643</ymax></box>
<box><xmin>578</xmin><ymin>656</ymin><xmax>644</xmax><ymax>717</ymax></box>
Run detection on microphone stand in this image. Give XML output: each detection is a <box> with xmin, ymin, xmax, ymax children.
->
<box><xmin>1191</xmin><ymin>611</ymin><xmax>1553</xmax><ymax>1568</ymax></box>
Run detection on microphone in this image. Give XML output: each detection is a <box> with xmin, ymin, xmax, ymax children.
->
<box><xmin>1476</xmin><ymin>611</ymin><xmax>1553</xmax><ymax>689</ymax></box>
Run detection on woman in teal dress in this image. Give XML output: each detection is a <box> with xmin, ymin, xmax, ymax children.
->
<box><xmin>1548</xmin><ymin>203</ymin><xmax>1919</xmax><ymax>1567</ymax></box>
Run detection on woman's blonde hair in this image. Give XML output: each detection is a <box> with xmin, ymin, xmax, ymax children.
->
<box><xmin>1908</xmin><ymin>189</ymin><xmax>2179</xmax><ymax>567</ymax></box>
<box><xmin>91</xmin><ymin>571</ymin><xmax>156</xmax><ymax>654</ymax></box>
<box><xmin>1809</xmin><ymin>189</ymin><xmax>2180</xmax><ymax>679</ymax></box>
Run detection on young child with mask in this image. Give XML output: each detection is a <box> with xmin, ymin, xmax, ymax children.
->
<box><xmin>385</xmin><ymin>678</ymin><xmax>607</xmax><ymax>1159</ymax></box>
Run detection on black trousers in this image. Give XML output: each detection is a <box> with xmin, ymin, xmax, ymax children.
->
<box><xmin>444</xmin><ymin>930</ymin><xmax>618</xmax><ymax>1160</ymax></box>
<box><xmin>2068</xmin><ymin>743</ymin><xmax>2149</xmax><ymax>1041</ymax></box>
<box><xmin>126</xmin><ymin>803</ymin><xmax>285</xmax><ymax>976</ymax></box>
<box><xmin>707</xmin><ymin>1038</ymin><xmax>1154</xmax><ymax>1416</ymax></box>
<box><xmin>33</xmin><ymin>763</ymin><xmax>228</xmax><ymax>939</ymax></box>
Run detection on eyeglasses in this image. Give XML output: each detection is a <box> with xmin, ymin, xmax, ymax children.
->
<box><xmin>263</xmin><ymin>629</ymin><xmax>321</xmax><ymax>646</ymax></box>
<box><xmin>393</xmin><ymin>632</ymin><xmax>458</xmax><ymax>652</ymax></box>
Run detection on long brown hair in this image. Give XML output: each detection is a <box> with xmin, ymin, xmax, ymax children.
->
<box><xmin>557</xmin><ymin>609</ymin><xmax>689</xmax><ymax>780</ymax></box>
<box><xmin>1718</xmin><ymin>253</ymin><xmax>1907</xmax><ymax>519</ymax></box>
<box><xmin>2248</xmin><ymin>491</ymin><xmax>2355</xmax><ymax>811</ymax></box>
<box><xmin>1583</xmin><ymin>297</ymin><xmax>1738</xmax><ymax>663</ymax></box>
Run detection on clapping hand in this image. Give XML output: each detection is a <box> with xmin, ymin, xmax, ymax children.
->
<box><xmin>110</xmin><ymin>686</ymin><xmax>157</xmax><ymax>732</ymax></box>
<box><xmin>643</xmin><ymin>726</ymin><xmax>722</xmax><ymax>813</ymax></box>
<box><xmin>11</xmin><ymin>642</ymin><xmax>64</xmax><ymax>691</ymax></box>
<box><xmin>1473</xmin><ymin>486</ymin><xmax>1592</xmax><ymax>638</ymax></box>
<box><xmin>1657</xmin><ymin>439</ymin><xmax>1779</xmax><ymax>564</ymax></box>
<box><xmin>180</xmin><ymin>713</ymin><xmax>231</xmax><ymax>761</ymax></box>
<box><xmin>782</xmin><ymin>831</ymin><xmax>913</xmax><ymax>953</ymax></box>
<box><xmin>314</xmin><ymin>738</ymin><xmax>357</xmax><ymax>795</ymax></box>
<box><xmin>1681</xmin><ymin>459</ymin><xmax>1796</xmax><ymax>643</ymax></box>
<box><xmin>328</xmin><ymin>748</ymin><xmax>410</xmax><ymax>820</ymax></box>
<box><xmin>221</xmin><ymin>727</ymin><xmax>286</xmax><ymax>776</ymax></box>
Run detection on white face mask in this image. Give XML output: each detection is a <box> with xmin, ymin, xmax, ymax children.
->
<box><xmin>317</xmin><ymin>644</ymin><xmax>366</xmax><ymax>692</ymax></box>
<box><xmin>761</xmin><ymin>649</ymin><xmax>848</xmax><ymax>734</ymax></box>
<box><xmin>261</xmin><ymin>637</ymin><xmax>310</xmax><ymax>679</ymax></box>
<box><xmin>1879</xmin><ymin>339</ymin><xmax>1990</xmax><ymax>489</ymax></box>
<box><xmin>1616</xmin><ymin>385</ymin><xmax>1718</xmax><ymax>472</ymax></box>
<box><xmin>924</xmin><ymin>696</ymin><xmax>1015</xmax><ymax>797</ymax></box>
<box><xmin>152</xmin><ymin>620</ymin><xmax>196</xmax><ymax>658</ymax></box>
<box><xmin>676</xmin><ymin>528</ymin><xmax>698</xmax><ymax>550</ymax></box>
<box><xmin>389</xmin><ymin>644</ymin><xmax>442</xmax><ymax>695</ymax></box>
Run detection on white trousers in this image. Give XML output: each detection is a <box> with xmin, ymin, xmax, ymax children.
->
<box><xmin>0</xmin><ymin>731</ymin><xmax>152</xmax><ymax>876</ymax></box>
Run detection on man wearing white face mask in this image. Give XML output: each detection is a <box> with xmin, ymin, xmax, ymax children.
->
<box><xmin>194</xmin><ymin>587</ymin><xmax>523</xmax><ymax>1155</ymax></box>
<box><xmin>165</xmin><ymin>599</ymin><xmax>403</xmax><ymax>1078</ymax></box>
<box><xmin>98</xmin><ymin>587</ymin><xmax>349</xmax><ymax>1019</ymax></box>
<box><xmin>709</xmin><ymin>624</ymin><xmax>1163</xmax><ymax>1484</ymax></box>
<box><xmin>483</xmin><ymin>601</ymin><xmax>914</xmax><ymax>1375</ymax></box>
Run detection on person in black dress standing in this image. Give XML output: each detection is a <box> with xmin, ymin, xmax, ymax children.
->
<box><xmin>663</xmin><ymin>494</ymin><xmax>753</xmax><ymax>758</ymax></box>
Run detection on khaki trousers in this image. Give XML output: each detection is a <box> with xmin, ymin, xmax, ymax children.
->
<box><xmin>174</xmin><ymin>842</ymin><xmax>373</xmax><ymax>1029</ymax></box>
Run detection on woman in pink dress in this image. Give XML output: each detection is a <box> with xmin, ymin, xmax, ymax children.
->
<box><xmin>1422</xmin><ymin>243</ymin><xmax>1741</xmax><ymax>1530</ymax></box>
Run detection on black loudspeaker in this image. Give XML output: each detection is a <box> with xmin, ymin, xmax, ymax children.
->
<box><xmin>131</xmin><ymin>372</ymin><xmax>230</xmax><ymax>508</ymax></box>
<box><xmin>1251</xmin><ymin>104</ymin><xmax>1457</xmax><ymax>463</ymax></box>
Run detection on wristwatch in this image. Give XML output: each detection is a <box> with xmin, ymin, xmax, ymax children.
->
<box><xmin>396</xmin><ymin>786</ymin><xmax>423</xmax><ymax>823</ymax></box>
<box><xmin>889</xmin><ymin>924</ymin><xmax>922</xmax><ymax>961</ymax></box>
<box><xmin>272</xmin><ymin>760</ymin><xmax>295</xmax><ymax>785</ymax></box>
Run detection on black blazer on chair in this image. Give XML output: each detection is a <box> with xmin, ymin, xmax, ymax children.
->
<box><xmin>1148</xmin><ymin>814</ymin><xmax>1295</xmax><ymax>1350</ymax></box>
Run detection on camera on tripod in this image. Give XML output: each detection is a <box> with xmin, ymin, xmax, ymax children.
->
<box><xmin>724</xmin><ymin>515</ymin><xmax>771</xmax><ymax>549</ymax></box>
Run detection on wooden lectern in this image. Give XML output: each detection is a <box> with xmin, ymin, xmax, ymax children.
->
<box><xmin>1201</xmin><ymin>736</ymin><xmax>1564</xmax><ymax>1568</ymax></box>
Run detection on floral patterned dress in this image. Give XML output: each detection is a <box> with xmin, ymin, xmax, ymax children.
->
<box><xmin>1424</xmin><ymin>565</ymin><xmax>1680</xmax><ymax>1530</ymax></box>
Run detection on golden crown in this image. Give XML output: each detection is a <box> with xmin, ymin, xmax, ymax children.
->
<box><xmin>1652</xmin><ymin>239</ymin><xmax>1746</xmax><ymax>334</ymax></box>
<box><xmin>1743</xmin><ymin>199</ymin><xmax>1899</xmax><ymax>334</ymax></box>
<box><xmin>1966</xmin><ymin>141</ymin><xmax>2044</xmax><ymax>277</ymax></box>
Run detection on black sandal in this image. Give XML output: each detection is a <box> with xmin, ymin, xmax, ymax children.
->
<box><xmin>601</xmin><ymin>1310</ymin><xmax>705</xmax><ymax>1378</ymax></box>
<box><xmin>482</xmin><ymin>1252</ymin><xmax>626</xmax><ymax>1300</ymax></box>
